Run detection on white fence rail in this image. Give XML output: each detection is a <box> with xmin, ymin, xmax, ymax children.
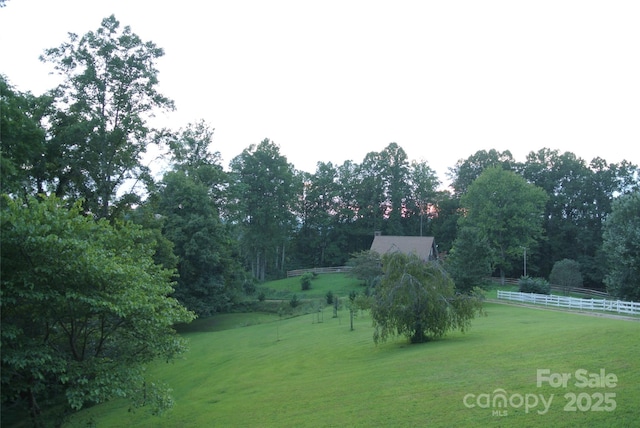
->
<box><xmin>497</xmin><ymin>291</ymin><xmax>640</xmax><ymax>316</ymax></box>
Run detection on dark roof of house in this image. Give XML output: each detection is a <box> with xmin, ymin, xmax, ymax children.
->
<box><xmin>370</xmin><ymin>235</ymin><xmax>437</xmax><ymax>260</ymax></box>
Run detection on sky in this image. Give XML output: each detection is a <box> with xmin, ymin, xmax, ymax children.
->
<box><xmin>1</xmin><ymin>0</ymin><xmax>639</xmax><ymax>187</ymax></box>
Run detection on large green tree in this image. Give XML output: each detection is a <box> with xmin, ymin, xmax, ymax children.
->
<box><xmin>406</xmin><ymin>159</ymin><xmax>440</xmax><ymax>237</ymax></box>
<box><xmin>40</xmin><ymin>15</ymin><xmax>174</xmax><ymax>219</ymax></box>
<box><xmin>229</xmin><ymin>139</ymin><xmax>300</xmax><ymax>280</ymax></box>
<box><xmin>521</xmin><ymin>148</ymin><xmax>639</xmax><ymax>286</ymax></box>
<box><xmin>294</xmin><ymin>162</ymin><xmax>340</xmax><ymax>267</ymax></box>
<box><xmin>460</xmin><ymin>166</ymin><xmax>548</xmax><ymax>281</ymax></box>
<box><xmin>1</xmin><ymin>196</ymin><xmax>194</xmax><ymax>425</ymax></box>
<box><xmin>603</xmin><ymin>191</ymin><xmax>640</xmax><ymax>301</ymax></box>
<box><xmin>449</xmin><ymin>149</ymin><xmax>517</xmax><ymax>197</ymax></box>
<box><xmin>156</xmin><ymin>122</ymin><xmax>244</xmax><ymax>316</ymax></box>
<box><xmin>0</xmin><ymin>76</ymin><xmax>52</xmax><ymax>197</ymax></box>
<box><xmin>446</xmin><ymin>226</ymin><xmax>493</xmax><ymax>292</ymax></box>
<box><xmin>371</xmin><ymin>252</ymin><xmax>484</xmax><ymax>344</ymax></box>
<box><xmin>379</xmin><ymin>143</ymin><xmax>411</xmax><ymax>235</ymax></box>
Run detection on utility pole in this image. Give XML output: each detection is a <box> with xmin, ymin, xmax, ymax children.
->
<box><xmin>522</xmin><ymin>247</ymin><xmax>527</xmax><ymax>277</ymax></box>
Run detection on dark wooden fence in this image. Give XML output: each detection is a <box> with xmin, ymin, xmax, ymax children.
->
<box><xmin>286</xmin><ymin>266</ymin><xmax>352</xmax><ymax>277</ymax></box>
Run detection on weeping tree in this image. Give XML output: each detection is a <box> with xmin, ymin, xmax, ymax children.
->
<box><xmin>371</xmin><ymin>252</ymin><xmax>484</xmax><ymax>344</ymax></box>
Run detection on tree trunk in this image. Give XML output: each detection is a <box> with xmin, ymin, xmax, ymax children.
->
<box><xmin>281</xmin><ymin>243</ymin><xmax>285</xmax><ymax>272</ymax></box>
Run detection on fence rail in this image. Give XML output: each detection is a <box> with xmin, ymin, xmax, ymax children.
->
<box><xmin>497</xmin><ymin>290</ymin><xmax>640</xmax><ymax>315</ymax></box>
<box><xmin>287</xmin><ymin>266</ymin><xmax>352</xmax><ymax>277</ymax></box>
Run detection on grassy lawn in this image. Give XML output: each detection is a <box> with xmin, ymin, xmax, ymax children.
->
<box><xmin>256</xmin><ymin>273</ymin><xmax>364</xmax><ymax>300</ymax></box>
<box><xmin>66</xmin><ymin>301</ymin><xmax>639</xmax><ymax>427</ymax></box>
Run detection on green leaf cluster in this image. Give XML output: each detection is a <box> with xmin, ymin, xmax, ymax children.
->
<box><xmin>603</xmin><ymin>191</ymin><xmax>640</xmax><ymax>301</ymax></box>
<box><xmin>1</xmin><ymin>195</ymin><xmax>195</xmax><ymax>424</ymax></box>
<box><xmin>371</xmin><ymin>252</ymin><xmax>484</xmax><ymax>344</ymax></box>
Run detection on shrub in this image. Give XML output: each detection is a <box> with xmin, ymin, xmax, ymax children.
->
<box><xmin>289</xmin><ymin>294</ymin><xmax>300</xmax><ymax>308</ymax></box>
<box><xmin>257</xmin><ymin>292</ymin><xmax>266</xmax><ymax>302</ymax></box>
<box><xmin>518</xmin><ymin>276</ymin><xmax>551</xmax><ymax>294</ymax></box>
<box><xmin>326</xmin><ymin>290</ymin><xmax>334</xmax><ymax>305</ymax></box>
<box><xmin>550</xmin><ymin>259</ymin><xmax>583</xmax><ymax>293</ymax></box>
<box><xmin>300</xmin><ymin>272</ymin><xmax>314</xmax><ymax>290</ymax></box>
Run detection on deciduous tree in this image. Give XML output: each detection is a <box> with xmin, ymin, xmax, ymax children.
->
<box><xmin>40</xmin><ymin>15</ymin><xmax>174</xmax><ymax>218</ymax></box>
<box><xmin>603</xmin><ymin>191</ymin><xmax>640</xmax><ymax>301</ymax></box>
<box><xmin>0</xmin><ymin>76</ymin><xmax>51</xmax><ymax>196</ymax></box>
<box><xmin>549</xmin><ymin>259</ymin><xmax>583</xmax><ymax>294</ymax></box>
<box><xmin>371</xmin><ymin>252</ymin><xmax>483</xmax><ymax>344</ymax></box>
<box><xmin>156</xmin><ymin>122</ymin><xmax>244</xmax><ymax>316</ymax></box>
<box><xmin>1</xmin><ymin>196</ymin><xmax>194</xmax><ymax>425</ymax></box>
<box><xmin>449</xmin><ymin>149</ymin><xmax>516</xmax><ymax>197</ymax></box>
<box><xmin>446</xmin><ymin>227</ymin><xmax>493</xmax><ymax>292</ymax></box>
<box><xmin>460</xmin><ymin>166</ymin><xmax>547</xmax><ymax>282</ymax></box>
<box><xmin>229</xmin><ymin>139</ymin><xmax>300</xmax><ymax>280</ymax></box>
<box><xmin>346</xmin><ymin>250</ymin><xmax>382</xmax><ymax>288</ymax></box>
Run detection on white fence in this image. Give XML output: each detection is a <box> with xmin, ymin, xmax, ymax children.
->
<box><xmin>497</xmin><ymin>291</ymin><xmax>640</xmax><ymax>316</ymax></box>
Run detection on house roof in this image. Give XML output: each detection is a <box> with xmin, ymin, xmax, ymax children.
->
<box><xmin>370</xmin><ymin>235</ymin><xmax>437</xmax><ymax>261</ymax></box>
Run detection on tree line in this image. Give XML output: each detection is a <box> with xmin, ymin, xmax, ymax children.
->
<box><xmin>3</xmin><ymin>16</ymin><xmax>639</xmax><ymax>295</ymax></box>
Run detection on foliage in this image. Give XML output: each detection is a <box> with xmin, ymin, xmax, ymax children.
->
<box><xmin>346</xmin><ymin>250</ymin><xmax>382</xmax><ymax>288</ymax></box>
<box><xmin>407</xmin><ymin>159</ymin><xmax>440</xmax><ymax>237</ymax></box>
<box><xmin>460</xmin><ymin>166</ymin><xmax>548</xmax><ymax>280</ymax></box>
<box><xmin>518</xmin><ymin>276</ymin><xmax>551</xmax><ymax>294</ymax></box>
<box><xmin>155</xmin><ymin>122</ymin><xmax>244</xmax><ymax>317</ymax></box>
<box><xmin>521</xmin><ymin>148</ymin><xmax>639</xmax><ymax>286</ymax></box>
<box><xmin>603</xmin><ymin>191</ymin><xmax>640</xmax><ymax>301</ymax></box>
<box><xmin>293</xmin><ymin>162</ymin><xmax>341</xmax><ymax>268</ymax></box>
<box><xmin>0</xmin><ymin>195</ymin><xmax>195</xmax><ymax>425</ymax></box>
<box><xmin>371</xmin><ymin>252</ymin><xmax>484</xmax><ymax>344</ymax></box>
<box><xmin>446</xmin><ymin>226</ymin><xmax>493</xmax><ymax>292</ymax></box>
<box><xmin>39</xmin><ymin>15</ymin><xmax>174</xmax><ymax>219</ymax></box>
<box><xmin>549</xmin><ymin>259</ymin><xmax>583</xmax><ymax>292</ymax></box>
<box><xmin>0</xmin><ymin>75</ymin><xmax>50</xmax><ymax>197</ymax></box>
<box><xmin>229</xmin><ymin>139</ymin><xmax>300</xmax><ymax>280</ymax></box>
<box><xmin>289</xmin><ymin>294</ymin><xmax>300</xmax><ymax>308</ymax></box>
<box><xmin>429</xmin><ymin>192</ymin><xmax>461</xmax><ymax>253</ymax></box>
<box><xmin>300</xmin><ymin>272</ymin><xmax>314</xmax><ymax>290</ymax></box>
<box><xmin>352</xmin><ymin>293</ymin><xmax>373</xmax><ymax>311</ymax></box>
<box><xmin>449</xmin><ymin>149</ymin><xmax>516</xmax><ymax>197</ymax></box>
<box><xmin>326</xmin><ymin>290</ymin><xmax>334</xmax><ymax>305</ymax></box>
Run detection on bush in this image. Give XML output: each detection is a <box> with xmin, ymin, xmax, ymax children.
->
<box><xmin>257</xmin><ymin>292</ymin><xmax>266</xmax><ymax>302</ymax></box>
<box><xmin>326</xmin><ymin>290</ymin><xmax>334</xmax><ymax>305</ymax></box>
<box><xmin>289</xmin><ymin>294</ymin><xmax>300</xmax><ymax>308</ymax></box>
<box><xmin>300</xmin><ymin>272</ymin><xmax>314</xmax><ymax>290</ymax></box>
<box><xmin>518</xmin><ymin>276</ymin><xmax>551</xmax><ymax>294</ymax></box>
<box><xmin>550</xmin><ymin>259</ymin><xmax>583</xmax><ymax>293</ymax></box>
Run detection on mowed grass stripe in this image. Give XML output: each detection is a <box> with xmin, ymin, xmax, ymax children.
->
<box><xmin>67</xmin><ymin>303</ymin><xmax>639</xmax><ymax>427</ymax></box>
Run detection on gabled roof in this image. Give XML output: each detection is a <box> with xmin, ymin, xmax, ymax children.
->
<box><xmin>370</xmin><ymin>235</ymin><xmax>437</xmax><ymax>261</ymax></box>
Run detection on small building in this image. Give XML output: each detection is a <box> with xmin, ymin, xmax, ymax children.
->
<box><xmin>370</xmin><ymin>233</ymin><xmax>438</xmax><ymax>261</ymax></box>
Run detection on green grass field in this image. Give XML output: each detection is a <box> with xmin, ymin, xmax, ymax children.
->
<box><xmin>256</xmin><ymin>273</ymin><xmax>364</xmax><ymax>300</ymax></box>
<box><xmin>66</xmin><ymin>282</ymin><xmax>640</xmax><ymax>427</ymax></box>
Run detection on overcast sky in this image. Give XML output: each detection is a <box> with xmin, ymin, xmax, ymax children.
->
<box><xmin>2</xmin><ymin>1</ymin><xmax>638</xmax><ymax>186</ymax></box>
